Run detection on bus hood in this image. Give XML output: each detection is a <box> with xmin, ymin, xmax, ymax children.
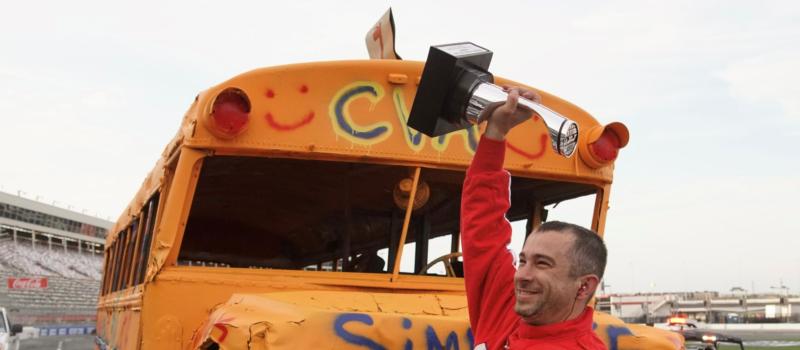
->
<box><xmin>189</xmin><ymin>291</ymin><xmax>683</xmax><ymax>350</ymax></box>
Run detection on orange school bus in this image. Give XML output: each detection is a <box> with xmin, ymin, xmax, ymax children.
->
<box><xmin>96</xmin><ymin>59</ymin><xmax>684</xmax><ymax>349</ymax></box>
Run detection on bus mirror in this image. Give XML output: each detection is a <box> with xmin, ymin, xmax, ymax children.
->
<box><xmin>408</xmin><ymin>42</ymin><xmax>579</xmax><ymax>157</ymax></box>
<box><xmin>11</xmin><ymin>324</ymin><xmax>23</xmax><ymax>336</ymax></box>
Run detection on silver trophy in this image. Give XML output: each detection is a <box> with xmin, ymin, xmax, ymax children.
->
<box><xmin>408</xmin><ymin>42</ymin><xmax>578</xmax><ymax>157</ymax></box>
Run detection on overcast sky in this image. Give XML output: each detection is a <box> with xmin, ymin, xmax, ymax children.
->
<box><xmin>1</xmin><ymin>0</ymin><xmax>797</xmax><ymax>295</ymax></box>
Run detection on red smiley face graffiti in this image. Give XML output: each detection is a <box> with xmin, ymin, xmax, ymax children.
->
<box><xmin>264</xmin><ymin>84</ymin><xmax>315</xmax><ymax>131</ymax></box>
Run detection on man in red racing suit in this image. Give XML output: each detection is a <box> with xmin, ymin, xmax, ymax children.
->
<box><xmin>461</xmin><ymin>87</ymin><xmax>608</xmax><ymax>350</ymax></box>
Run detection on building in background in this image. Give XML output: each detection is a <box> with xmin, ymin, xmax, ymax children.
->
<box><xmin>597</xmin><ymin>292</ymin><xmax>799</xmax><ymax>324</ymax></box>
<box><xmin>0</xmin><ymin>190</ymin><xmax>112</xmax><ymax>327</ymax></box>
<box><xmin>0</xmin><ymin>190</ymin><xmax>108</xmax><ymax>254</ymax></box>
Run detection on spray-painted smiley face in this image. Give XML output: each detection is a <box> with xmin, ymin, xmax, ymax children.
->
<box><xmin>264</xmin><ymin>85</ymin><xmax>315</xmax><ymax>131</ymax></box>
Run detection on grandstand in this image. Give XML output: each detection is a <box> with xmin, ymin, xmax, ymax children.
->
<box><xmin>0</xmin><ymin>190</ymin><xmax>111</xmax><ymax>326</ymax></box>
<box><xmin>0</xmin><ymin>238</ymin><xmax>102</xmax><ymax>280</ymax></box>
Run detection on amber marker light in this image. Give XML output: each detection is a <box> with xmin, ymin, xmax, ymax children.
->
<box><xmin>205</xmin><ymin>87</ymin><xmax>251</xmax><ymax>139</ymax></box>
<box><xmin>667</xmin><ymin>316</ymin><xmax>687</xmax><ymax>325</ymax></box>
<box><xmin>578</xmin><ymin>122</ymin><xmax>630</xmax><ymax>168</ymax></box>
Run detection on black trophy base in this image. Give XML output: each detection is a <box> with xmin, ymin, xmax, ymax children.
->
<box><xmin>408</xmin><ymin>42</ymin><xmax>493</xmax><ymax>137</ymax></box>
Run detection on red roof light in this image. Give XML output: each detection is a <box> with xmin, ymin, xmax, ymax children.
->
<box><xmin>207</xmin><ymin>88</ymin><xmax>251</xmax><ymax>138</ymax></box>
<box><xmin>590</xmin><ymin>128</ymin><xmax>622</xmax><ymax>162</ymax></box>
<box><xmin>579</xmin><ymin>122</ymin><xmax>629</xmax><ymax>168</ymax></box>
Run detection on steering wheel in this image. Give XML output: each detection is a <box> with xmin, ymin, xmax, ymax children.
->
<box><xmin>418</xmin><ymin>252</ymin><xmax>463</xmax><ymax>277</ymax></box>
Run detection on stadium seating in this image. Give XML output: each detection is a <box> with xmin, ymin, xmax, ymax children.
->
<box><xmin>0</xmin><ymin>239</ymin><xmax>102</xmax><ymax>325</ymax></box>
<box><xmin>0</xmin><ymin>239</ymin><xmax>102</xmax><ymax>279</ymax></box>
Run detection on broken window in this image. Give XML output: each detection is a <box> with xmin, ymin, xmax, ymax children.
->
<box><xmin>178</xmin><ymin>156</ymin><xmax>598</xmax><ymax>276</ymax></box>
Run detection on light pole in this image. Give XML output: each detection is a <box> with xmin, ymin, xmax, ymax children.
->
<box><xmin>647</xmin><ymin>282</ymin><xmax>656</xmax><ymax>324</ymax></box>
<box><xmin>770</xmin><ymin>282</ymin><xmax>789</xmax><ymax>297</ymax></box>
<box><xmin>731</xmin><ymin>287</ymin><xmax>747</xmax><ymax>323</ymax></box>
<box><xmin>770</xmin><ymin>281</ymin><xmax>790</xmax><ymax>323</ymax></box>
<box><xmin>601</xmin><ymin>281</ymin><xmax>611</xmax><ymax>295</ymax></box>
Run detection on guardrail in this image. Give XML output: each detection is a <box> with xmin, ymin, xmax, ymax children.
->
<box><xmin>655</xmin><ymin>323</ymin><xmax>800</xmax><ymax>331</ymax></box>
<box><xmin>705</xmin><ymin>323</ymin><xmax>800</xmax><ymax>331</ymax></box>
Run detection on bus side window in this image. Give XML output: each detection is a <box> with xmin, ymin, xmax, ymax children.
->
<box><xmin>120</xmin><ymin>227</ymin><xmax>133</xmax><ymax>291</ymax></box>
<box><xmin>112</xmin><ymin>228</ymin><xmax>129</xmax><ymax>292</ymax></box>
<box><xmin>134</xmin><ymin>193</ymin><xmax>160</xmax><ymax>285</ymax></box>
<box><xmin>108</xmin><ymin>243</ymin><xmax>119</xmax><ymax>293</ymax></box>
<box><xmin>106</xmin><ymin>241</ymin><xmax>116</xmax><ymax>293</ymax></box>
<box><xmin>108</xmin><ymin>237</ymin><xmax>120</xmax><ymax>293</ymax></box>
<box><xmin>118</xmin><ymin>221</ymin><xmax>131</xmax><ymax>291</ymax></box>
<box><xmin>128</xmin><ymin>209</ymin><xmax>148</xmax><ymax>286</ymax></box>
<box><xmin>100</xmin><ymin>248</ymin><xmax>112</xmax><ymax>295</ymax></box>
<box><xmin>122</xmin><ymin>218</ymin><xmax>140</xmax><ymax>289</ymax></box>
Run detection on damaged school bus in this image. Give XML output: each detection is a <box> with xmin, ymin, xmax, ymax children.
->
<box><xmin>95</xmin><ymin>59</ymin><xmax>685</xmax><ymax>349</ymax></box>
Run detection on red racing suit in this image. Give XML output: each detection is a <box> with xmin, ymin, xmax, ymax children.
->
<box><xmin>460</xmin><ymin>136</ymin><xmax>606</xmax><ymax>350</ymax></box>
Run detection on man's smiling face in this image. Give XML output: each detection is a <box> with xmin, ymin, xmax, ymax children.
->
<box><xmin>513</xmin><ymin>230</ymin><xmax>580</xmax><ymax>325</ymax></box>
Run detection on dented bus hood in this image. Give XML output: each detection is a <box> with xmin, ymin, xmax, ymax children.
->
<box><xmin>190</xmin><ymin>291</ymin><xmax>683</xmax><ymax>350</ymax></box>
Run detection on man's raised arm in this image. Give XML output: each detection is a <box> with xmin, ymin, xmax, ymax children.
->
<box><xmin>460</xmin><ymin>88</ymin><xmax>541</xmax><ymax>337</ymax></box>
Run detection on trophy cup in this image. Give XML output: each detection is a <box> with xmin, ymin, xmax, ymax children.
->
<box><xmin>408</xmin><ymin>42</ymin><xmax>579</xmax><ymax>157</ymax></box>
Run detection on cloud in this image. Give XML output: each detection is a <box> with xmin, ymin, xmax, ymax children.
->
<box><xmin>717</xmin><ymin>49</ymin><xmax>800</xmax><ymax>120</ymax></box>
<box><xmin>604</xmin><ymin>174</ymin><xmax>800</xmax><ymax>293</ymax></box>
<box><xmin>0</xmin><ymin>60</ymin><xmax>166</xmax><ymax>219</ymax></box>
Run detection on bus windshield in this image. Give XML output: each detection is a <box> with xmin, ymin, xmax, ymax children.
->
<box><xmin>178</xmin><ymin>155</ymin><xmax>598</xmax><ymax>275</ymax></box>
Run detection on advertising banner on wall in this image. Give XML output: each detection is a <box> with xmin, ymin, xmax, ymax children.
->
<box><xmin>7</xmin><ymin>277</ymin><xmax>48</xmax><ymax>289</ymax></box>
